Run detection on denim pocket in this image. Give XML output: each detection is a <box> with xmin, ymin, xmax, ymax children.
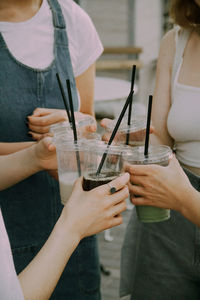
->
<box><xmin>77</xmin><ymin>235</ymin><xmax>101</xmax><ymax>295</ymax></box>
<box><xmin>12</xmin><ymin>243</ymin><xmax>41</xmax><ymax>274</ymax></box>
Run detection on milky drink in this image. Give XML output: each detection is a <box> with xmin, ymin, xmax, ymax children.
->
<box><xmin>59</xmin><ymin>172</ymin><xmax>78</xmax><ymax>205</ymax></box>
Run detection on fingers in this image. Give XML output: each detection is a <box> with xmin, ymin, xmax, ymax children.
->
<box><xmin>28</xmin><ymin>115</ymin><xmax>52</xmax><ymax>127</ymax></box>
<box><xmin>28</xmin><ymin>131</ymin><xmax>51</xmax><ymax>141</ymax></box>
<box><xmin>28</xmin><ymin>123</ymin><xmax>50</xmax><ymax>134</ymax></box>
<box><xmin>32</xmin><ymin>108</ymin><xmax>52</xmax><ymax>117</ymax></box>
<box><xmin>100</xmin><ymin>118</ymin><xmax>112</xmax><ymax>128</ymax></box>
<box><xmin>107</xmin><ymin>185</ymin><xmax>129</xmax><ymax>206</ymax></box>
<box><xmin>129</xmin><ymin>174</ymin><xmax>146</xmax><ymax>186</ymax></box>
<box><xmin>85</xmin><ymin>124</ymin><xmax>97</xmax><ymax>132</ymax></box>
<box><xmin>107</xmin><ymin>215</ymin><xmax>123</xmax><ymax>229</ymax></box>
<box><xmin>150</xmin><ymin>126</ymin><xmax>154</xmax><ymax>134</ymax></box>
<box><xmin>131</xmin><ymin>196</ymin><xmax>147</xmax><ymax>206</ymax></box>
<box><xmin>96</xmin><ymin>173</ymin><xmax>130</xmax><ymax>196</ymax></box>
<box><xmin>42</xmin><ymin>137</ymin><xmax>56</xmax><ymax>152</ymax></box>
<box><xmin>124</xmin><ymin>162</ymin><xmax>158</xmax><ymax>176</ymax></box>
<box><xmin>109</xmin><ymin>200</ymin><xmax>127</xmax><ymax>217</ymax></box>
<box><xmin>168</xmin><ymin>154</ymin><xmax>179</xmax><ymax>167</ymax></box>
<box><xmin>127</xmin><ymin>181</ymin><xmax>145</xmax><ymax>197</ymax></box>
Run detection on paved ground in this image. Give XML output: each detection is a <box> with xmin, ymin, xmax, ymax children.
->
<box><xmin>98</xmin><ymin>203</ymin><xmax>133</xmax><ymax>300</ymax></box>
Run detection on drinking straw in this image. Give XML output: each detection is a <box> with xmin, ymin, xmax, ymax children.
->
<box><xmin>66</xmin><ymin>79</ymin><xmax>81</xmax><ymax>176</ymax></box>
<box><xmin>144</xmin><ymin>95</ymin><xmax>153</xmax><ymax>157</ymax></box>
<box><xmin>56</xmin><ymin>73</ymin><xmax>72</xmax><ymax>124</ymax></box>
<box><xmin>96</xmin><ymin>90</ymin><xmax>134</xmax><ymax>176</ymax></box>
<box><xmin>126</xmin><ymin>65</ymin><xmax>136</xmax><ymax>145</ymax></box>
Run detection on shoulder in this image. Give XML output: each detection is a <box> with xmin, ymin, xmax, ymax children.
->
<box><xmin>158</xmin><ymin>29</ymin><xmax>176</xmax><ymax>71</ymax></box>
<box><xmin>58</xmin><ymin>0</ymin><xmax>94</xmax><ymax>29</ymax></box>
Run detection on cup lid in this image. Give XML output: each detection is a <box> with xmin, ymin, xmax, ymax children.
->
<box><xmin>50</xmin><ymin>115</ymin><xmax>96</xmax><ymax>135</ymax></box>
<box><xmin>106</xmin><ymin>115</ymin><xmax>146</xmax><ymax>133</ymax></box>
<box><xmin>88</xmin><ymin>141</ymin><xmax>132</xmax><ymax>155</ymax></box>
<box><xmin>50</xmin><ymin>121</ymin><xmax>70</xmax><ymax>135</ymax></box>
<box><xmin>123</xmin><ymin>145</ymin><xmax>172</xmax><ymax>164</ymax></box>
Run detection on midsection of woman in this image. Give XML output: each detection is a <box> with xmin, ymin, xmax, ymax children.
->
<box><xmin>167</xmin><ymin>30</ymin><xmax>200</xmax><ymax>175</ymax></box>
<box><xmin>0</xmin><ymin>0</ymin><xmax>103</xmax><ymax>299</ymax></box>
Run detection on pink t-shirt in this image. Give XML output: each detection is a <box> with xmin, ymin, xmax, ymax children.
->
<box><xmin>0</xmin><ymin>210</ymin><xmax>24</xmax><ymax>299</ymax></box>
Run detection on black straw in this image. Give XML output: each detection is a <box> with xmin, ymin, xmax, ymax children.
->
<box><xmin>126</xmin><ymin>65</ymin><xmax>136</xmax><ymax>145</ymax></box>
<box><xmin>56</xmin><ymin>73</ymin><xmax>72</xmax><ymax>124</ymax></box>
<box><xmin>144</xmin><ymin>95</ymin><xmax>153</xmax><ymax>157</ymax></box>
<box><xmin>96</xmin><ymin>90</ymin><xmax>134</xmax><ymax>175</ymax></box>
<box><xmin>66</xmin><ymin>79</ymin><xmax>81</xmax><ymax>176</ymax></box>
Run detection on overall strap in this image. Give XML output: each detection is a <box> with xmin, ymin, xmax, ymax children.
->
<box><xmin>171</xmin><ymin>26</ymin><xmax>190</xmax><ymax>102</ymax></box>
<box><xmin>47</xmin><ymin>0</ymin><xmax>66</xmax><ymax>29</ymax></box>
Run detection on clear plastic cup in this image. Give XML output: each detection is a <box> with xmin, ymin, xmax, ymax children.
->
<box><xmin>82</xmin><ymin>143</ymin><xmax>129</xmax><ymax>191</ymax></box>
<box><xmin>50</xmin><ymin>114</ymin><xmax>96</xmax><ymax>140</ymax></box>
<box><xmin>56</xmin><ymin>135</ymin><xmax>101</xmax><ymax>205</ymax></box>
<box><xmin>123</xmin><ymin>145</ymin><xmax>172</xmax><ymax>223</ymax></box>
<box><xmin>104</xmin><ymin>115</ymin><xmax>146</xmax><ymax>146</ymax></box>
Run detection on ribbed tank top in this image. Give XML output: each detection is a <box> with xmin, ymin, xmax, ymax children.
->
<box><xmin>167</xmin><ymin>27</ymin><xmax>200</xmax><ymax>169</ymax></box>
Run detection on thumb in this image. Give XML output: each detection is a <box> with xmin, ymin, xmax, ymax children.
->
<box><xmin>33</xmin><ymin>108</ymin><xmax>50</xmax><ymax>117</ymax></box>
<box><xmin>168</xmin><ymin>154</ymin><xmax>180</xmax><ymax>168</ymax></box>
<box><xmin>42</xmin><ymin>137</ymin><xmax>56</xmax><ymax>152</ymax></box>
<box><xmin>71</xmin><ymin>177</ymin><xmax>83</xmax><ymax>196</ymax></box>
<box><xmin>100</xmin><ymin>118</ymin><xmax>112</xmax><ymax>128</ymax></box>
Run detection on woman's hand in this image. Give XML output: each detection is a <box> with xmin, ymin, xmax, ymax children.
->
<box><xmin>125</xmin><ymin>155</ymin><xmax>192</xmax><ymax>212</ymax></box>
<box><xmin>27</xmin><ymin>108</ymin><xmax>97</xmax><ymax>140</ymax></box>
<box><xmin>33</xmin><ymin>137</ymin><xmax>57</xmax><ymax>171</ymax></box>
<box><xmin>61</xmin><ymin>172</ymin><xmax>130</xmax><ymax>240</ymax></box>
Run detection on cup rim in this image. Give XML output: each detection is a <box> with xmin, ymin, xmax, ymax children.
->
<box><xmin>106</xmin><ymin>115</ymin><xmax>146</xmax><ymax>133</ymax></box>
<box><xmin>122</xmin><ymin>145</ymin><xmax>172</xmax><ymax>164</ymax></box>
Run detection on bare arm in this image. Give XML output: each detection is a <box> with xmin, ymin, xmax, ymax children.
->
<box><xmin>0</xmin><ymin>141</ymin><xmax>35</xmax><ymax>155</ymax></box>
<box><xmin>150</xmin><ymin>29</ymin><xmax>175</xmax><ymax>148</ymax></box>
<box><xmin>0</xmin><ymin>138</ymin><xmax>56</xmax><ymax>190</ymax></box>
<box><xmin>75</xmin><ymin>62</ymin><xmax>96</xmax><ymax>117</ymax></box>
<box><xmin>18</xmin><ymin>173</ymin><xmax>129</xmax><ymax>300</ymax></box>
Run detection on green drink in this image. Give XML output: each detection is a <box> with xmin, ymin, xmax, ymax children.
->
<box><xmin>123</xmin><ymin>145</ymin><xmax>172</xmax><ymax>223</ymax></box>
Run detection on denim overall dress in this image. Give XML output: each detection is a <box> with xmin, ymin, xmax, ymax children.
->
<box><xmin>0</xmin><ymin>1</ymin><xmax>100</xmax><ymax>299</ymax></box>
<box><xmin>120</xmin><ymin>28</ymin><xmax>200</xmax><ymax>300</ymax></box>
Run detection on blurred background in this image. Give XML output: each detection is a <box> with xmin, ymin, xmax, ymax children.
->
<box><xmin>74</xmin><ymin>1</ymin><xmax>172</xmax><ymax>299</ymax></box>
<box><xmin>75</xmin><ymin>0</ymin><xmax>172</xmax><ymax>119</ymax></box>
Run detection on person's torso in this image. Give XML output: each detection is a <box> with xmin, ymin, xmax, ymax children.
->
<box><xmin>0</xmin><ymin>0</ymin><xmax>79</xmax><ymax>248</ymax></box>
<box><xmin>168</xmin><ymin>30</ymin><xmax>200</xmax><ymax>172</ymax></box>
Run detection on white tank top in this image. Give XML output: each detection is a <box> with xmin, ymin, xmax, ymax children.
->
<box><xmin>167</xmin><ymin>27</ymin><xmax>200</xmax><ymax>168</ymax></box>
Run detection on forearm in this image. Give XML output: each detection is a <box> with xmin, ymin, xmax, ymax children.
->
<box><xmin>179</xmin><ymin>187</ymin><xmax>200</xmax><ymax>227</ymax></box>
<box><xmin>76</xmin><ymin>63</ymin><xmax>95</xmax><ymax>117</ymax></box>
<box><xmin>18</xmin><ymin>214</ymin><xmax>80</xmax><ymax>300</ymax></box>
<box><xmin>0</xmin><ymin>145</ymin><xmax>39</xmax><ymax>190</ymax></box>
<box><xmin>0</xmin><ymin>142</ymin><xmax>35</xmax><ymax>155</ymax></box>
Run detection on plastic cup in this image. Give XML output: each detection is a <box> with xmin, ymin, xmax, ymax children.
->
<box><xmin>82</xmin><ymin>143</ymin><xmax>128</xmax><ymax>191</ymax></box>
<box><xmin>50</xmin><ymin>114</ymin><xmax>96</xmax><ymax>140</ymax></box>
<box><xmin>123</xmin><ymin>145</ymin><xmax>172</xmax><ymax>223</ymax></box>
<box><xmin>56</xmin><ymin>134</ymin><xmax>101</xmax><ymax>205</ymax></box>
<box><xmin>105</xmin><ymin>115</ymin><xmax>146</xmax><ymax>146</ymax></box>
<box><xmin>56</xmin><ymin>139</ymin><xmax>87</xmax><ymax>205</ymax></box>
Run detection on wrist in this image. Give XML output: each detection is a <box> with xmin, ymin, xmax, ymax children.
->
<box><xmin>55</xmin><ymin>210</ymin><xmax>81</xmax><ymax>247</ymax></box>
<box><xmin>178</xmin><ymin>185</ymin><xmax>199</xmax><ymax>217</ymax></box>
<box><xmin>24</xmin><ymin>144</ymin><xmax>42</xmax><ymax>173</ymax></box>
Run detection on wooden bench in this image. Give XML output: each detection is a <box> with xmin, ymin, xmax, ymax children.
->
<box><xmin>96</xmin><ymin>46</ymin><xmax>143</xmax><ymax>71</ymax></box>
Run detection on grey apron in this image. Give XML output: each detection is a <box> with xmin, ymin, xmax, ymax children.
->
<box><xmin>120</xmin><ymin>168</ymin><xmax>200</xmax><ymax>300</ymax></box>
